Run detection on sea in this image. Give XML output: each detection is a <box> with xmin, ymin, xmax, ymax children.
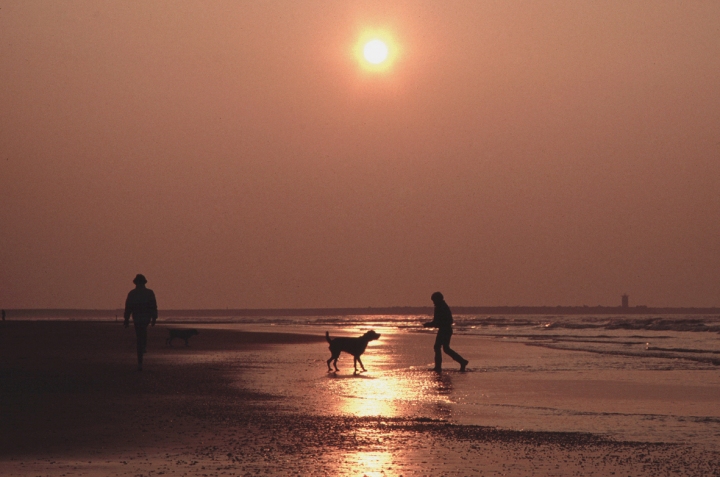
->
<box><xmin>159</xmin><ymin>312</ymin><xmax>720</xmax><ymax>367</ymax></box>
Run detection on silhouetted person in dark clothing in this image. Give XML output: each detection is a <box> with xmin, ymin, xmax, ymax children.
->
<box><xmin>124</xmin><ymin>274</ymin><xmax>157</xmax><ymax>371</ymax></box>
<box><xmin>424</xmin><ymin>292</ymin><xmax>468</xmax><ymax>372</ymax></box>
<box><xmin>1</xmin><ymin>309</ymin><xmax>5</xmax><ymax>321</ymax></box>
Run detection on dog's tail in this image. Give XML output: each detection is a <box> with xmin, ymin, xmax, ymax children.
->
<box><xmin>325</xmin><ymin>331</ymin><xmax>331</xmax><ymax>343</ymax></box>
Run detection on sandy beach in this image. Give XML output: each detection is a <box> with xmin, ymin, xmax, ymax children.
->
<box><xmin>1</xmin><ymin>321</ymin><xmax>719</xmax><ymax>476</ymax></box>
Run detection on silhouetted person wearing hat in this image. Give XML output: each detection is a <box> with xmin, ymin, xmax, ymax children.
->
<box><xmin>124</xmin><ymin>274</ymin><xmax>157</xmax><ymax>371</ymax></box>
<box><xmin>424</xmin><ymin>292</ymin><xmax>468</xmax><ymax>372</ymax></box>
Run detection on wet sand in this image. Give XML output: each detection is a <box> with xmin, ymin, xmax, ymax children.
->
<box><xmin>1</xmin><ymin>321</ymin><xmax>719</xmax><ymax>476</ymax></box>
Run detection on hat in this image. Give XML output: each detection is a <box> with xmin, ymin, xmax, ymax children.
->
<box><xmin>133</xmin><ymin>274</ymin><xmax>148</xmax><ymax>285</ymax></box>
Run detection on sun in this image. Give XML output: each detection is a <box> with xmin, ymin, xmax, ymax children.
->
<box><xmin>363</xmin><ymin>39</ymin><xmax>388</xmax><ymax>65</ymax></box>
<box><xmin>354</xmin><ymin>30</ymin><xmax>397</xmax><ymax>72</ymax></box>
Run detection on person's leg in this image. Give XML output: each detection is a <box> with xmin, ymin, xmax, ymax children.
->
<box><xmin>442</xmin><ymin>344</ymin><xmax>465</xmax><ymax>364</ymax></box>
<box><xmin>433</xmin><ymin>333</ymin><xmax>444</xmax><ymax>371</ymax></box>
<box><xmin>134</xmin><ymin>322</ymin><xmax>147</xmax><ymax>370</ymax></box>
<box><xmin>441</xmin><ymin>330</ymin><xmax>469</xmax><ymax>371</ymax></box>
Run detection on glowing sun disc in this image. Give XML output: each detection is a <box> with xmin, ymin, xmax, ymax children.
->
<box><xmin>363</xmin><ymin>39</ymin><xmax>388</xmax><ymax>64</ymax></box>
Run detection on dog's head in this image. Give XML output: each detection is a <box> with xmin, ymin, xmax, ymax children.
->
<box><xmin>362</xmin><ymin>330</ymin><xmax>381</xmax><ymax>342</ymax></box>
<box><xmin>190</xmin><ymin>329</ymin><xmax>199</xmax><ymax>336</ymax></box>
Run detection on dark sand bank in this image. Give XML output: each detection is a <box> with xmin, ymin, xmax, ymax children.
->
<box><xmin>1</xmin><ymin>321</ymin><xmax>719</xmax><ymax>476</ymax></box>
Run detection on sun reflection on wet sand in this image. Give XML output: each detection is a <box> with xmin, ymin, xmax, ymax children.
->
<box><xmin>256</xmin><ymin>330</ymin><xmax>461</xmax><ymax>421</ymax></box>
<box><xmin>331</xmin><ymin>450</ymin><xmax>396</xmax><ymax>477</ymax></box>
<box><xmin>323</xmin><ymin>368</ymin><xmax>456</xmax><ymax>421</ymax></box>
<box><xmin>333</xmin><ymin>374</ymin><xmax>399</xmax><ymax>417</ymax></box>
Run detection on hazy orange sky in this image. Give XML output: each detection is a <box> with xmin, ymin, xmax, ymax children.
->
<box><xmin>1</xmin><ymin>1</ymin><xmax>719</xmax><ymax>309</ymax></box>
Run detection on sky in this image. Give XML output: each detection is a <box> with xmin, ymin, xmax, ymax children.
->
<box><xmin>1</xmin><ymin>1</ymin><xmax>719</xmax><ymax>309</ymax></box>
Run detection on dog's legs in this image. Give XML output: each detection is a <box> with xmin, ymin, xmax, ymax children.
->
<box><xmin>184</xmin><ymin>338</ymin><xmax>189</xmax><ymax>347</ymax></box>
<box><xmin>328</xmin><ymin>354</ymin><xmax>340</xmax><ymax>372</ymax></box>
<box><xmin>356</xmin><ymin>356</ymin><xmax>367</xmax><ymax>372</ymax></box>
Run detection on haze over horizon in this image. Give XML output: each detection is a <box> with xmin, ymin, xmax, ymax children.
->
<box><xmin>1</xmin><ymin>1</ymin><xmax>719</xmax><ymax>310</ymax></box>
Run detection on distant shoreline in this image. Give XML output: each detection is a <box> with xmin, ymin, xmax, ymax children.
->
<box><xmin>4</xmin><ymin>305</ymin><xmax>720</xmax><ymax>318</ymax></box>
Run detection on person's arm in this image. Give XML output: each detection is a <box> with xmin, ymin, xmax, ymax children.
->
<box><xmin>437</xmin><ymin>305</ymin><xmax>453</xmax><ymax>328</ymax></box>
<box><xmin>424</xmin><ymin>308</ymin><xmax>439</xmax><ymax>327</ymax></box>
<box><xmin>149</xmin><ymin>291</ymin><xmax>158</xmax><ymax>326</ymax></box>
<box><xmin>123</xmin><ymin>293</ymin><xmax>132</xmax><ymax>328</ymax></box>
<box><xmin>427</xmin><ymin>304</ymin><xmax>452</xmax><ymax>328</ymax></box>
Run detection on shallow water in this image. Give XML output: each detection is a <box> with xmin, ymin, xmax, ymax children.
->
<box><xmin>167</xmin><ymin>312</ymin><xmax>720</xmax><ymax>365</ymax></box>
<box><xmin>194</xmin><ymin>319</ymin><xmax>720</xmax><ymax>449</ymax></box>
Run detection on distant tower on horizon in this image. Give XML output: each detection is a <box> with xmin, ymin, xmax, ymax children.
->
<box><xmin>622</xmin><ymin>294</ymin><xmax>629</xmax><ymax>309</ymax></box>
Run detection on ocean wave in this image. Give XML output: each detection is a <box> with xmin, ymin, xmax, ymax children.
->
<box><xmin>455</xmin><ymin>315</ymin><xmax>720</xmax><ymax>334</ymax></box>
<box><xmin>646</xmin><ymin>346</ymin><xmax>720</xmax><ymax>355</ymax></box>
<box><xmin>526</xmin><ymin>342</ymin><xmax>720</xmax><ymax>367</ymax></box>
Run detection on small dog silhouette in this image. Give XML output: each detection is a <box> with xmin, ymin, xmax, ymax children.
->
<box><xmin>166</xmin><ymin>328</ymin><xmax>199</xmax><ymax>347</ymax></box>
<box><xmin>326</xmin><ymin>330</ymin><xmax>381</xmax><ymax>373</ymax></box>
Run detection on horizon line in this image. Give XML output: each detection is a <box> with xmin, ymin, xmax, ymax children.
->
<box><xmin>4</xmin><ymin>305</ymin><xmax>720</xmax><ymax>317</ymax></box>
